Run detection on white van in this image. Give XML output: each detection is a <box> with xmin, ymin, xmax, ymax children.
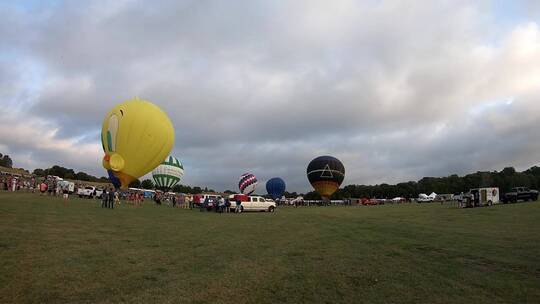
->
<box><xmin>237</xmin><ymin>196</ymin><xmax>276</xmax><ymax>212</ymax></box>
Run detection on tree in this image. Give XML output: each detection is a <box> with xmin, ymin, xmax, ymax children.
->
<box><xmin>192</xmin><ymin>186</ymin><xmax>202</xmax><ymax>194</ymax></box>
<box><xmin>33</xmin><ymin>168</ymin><xmax>46</xmax><ymax>176</ymax></box>
<box><xmin>284</xmin><ymin>191</ymin><xmax>298</xmax><ymax>197</ymax></box>
<box><xmin>33</xmin><ymin>165</ymin><xmax>107</xmax><ymax>183</ymax></box>
<box><xmin>171</xmin><ymin>184</ymin><xmax>183</xmax><ymax>193</ymax></box>
<box><xmin>0</xmin><ymin>153</ymin><xmax>13</xmax><ymax>168</ymax></box>
<box><xmin>129</xmin><ymin>179</ymin><xmax>141</xmax><ymax>188</ymax></box>
<box><xmin>304</xmin><ymin>191</ymin><xmax>321</xmax><ymax>200</ymax></box>
<box><xmin>141</xmin><ymin>179</ymin><xmax>155</xmax><ymax>189</ymax></box>
<box><xmin>75</xmin><ymin>172</ymin><xmax>92</xmax><ymax>181</ymax></box>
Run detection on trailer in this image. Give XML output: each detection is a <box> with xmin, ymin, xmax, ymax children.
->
<box><xmin>57</xmin><ymin>180</ymin><xmax>75</xmax><ymax>194</ymax></box>
<box><xmin>460</xmin><ymin>187</ymin><xmax>499</xmax><ymax>208</ymax></box>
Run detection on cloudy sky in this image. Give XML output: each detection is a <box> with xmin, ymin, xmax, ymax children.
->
<box><xmin>1</xmin><ymin>0</ymin><xmax>540</xmax><ymax>192</ymax></box>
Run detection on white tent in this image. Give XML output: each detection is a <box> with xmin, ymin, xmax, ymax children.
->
<box><xmin>428</xmin><ymin>192</ymin><xmax>437</xmax><ymax>199</ymax></box>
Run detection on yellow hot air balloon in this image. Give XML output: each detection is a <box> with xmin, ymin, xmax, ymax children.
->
<box><xmin>101</xmin><ymin>98</ymin><xmax>174</xmax><ymax>189</ymax></box>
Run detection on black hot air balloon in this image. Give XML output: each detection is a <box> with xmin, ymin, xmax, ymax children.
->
<box><xmin>306</xmin><ymin>156</ymin><xmax>345</xmax><ymax>199</ymax></box>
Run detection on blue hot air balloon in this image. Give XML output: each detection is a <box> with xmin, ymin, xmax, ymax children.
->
<box><xmin>266</xmin><ymin>177</ymin><xmax>286</xmax><ymax>200</ymax></box>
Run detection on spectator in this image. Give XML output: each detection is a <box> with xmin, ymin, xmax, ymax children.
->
<box><xmin>225</xmin><ymin>198</ymin><xmax>231</xmax><ymax>213</ymax></box>
<box><xmin>62</xmin><ymin>184</ymin><xmax>69</xmax><ymax>201</ymax></box>
<box><xmin>39</xmin><ymin>180</ymin><xmax>47</xmax><ymax>195</ymax></box>
<box><xmin>201</xmin><ymin>197</ymin><xmax>209</xmax><ymax>212</ymax></box>
<box><xmin>114</xmin><ymin>191</ymin><xmax>120</xmax><ymax>206</ymax></box>
<box><xmin>187</xmin><ymin>195</ymin><xmax>193</xmax><ymax>209</ymax></box>
<box><xmin>11</xmin><ymin>177</ymin><xmax>18</xmax><ymax>192</ymax></box>
<box><xmin>47</xmin><ymin>179</ymin><xmax>54</xmax><ymax>196</ymax></box>
<box><xmin>235</xmin><ymin>198</ymin><xmax>242</xmax><ymax>213</ymax></box>
<box><xmin>218</xmin><ymin>197</ymin><xmax>225</xmax><ymax>213</ymax></box>
<box><xmin>108</xmin><ymin>188</ymin><xmax>115</xmax><ymax>209</ymax></box>
<box><xmin>102</xmin><ymin>188</ymin><xmax>108</xmax><ymax>208</ymax></box>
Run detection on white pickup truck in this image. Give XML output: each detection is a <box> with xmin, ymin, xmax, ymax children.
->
<box><xmin>233</xmin><ymin>196</ymin><xmax>276</xmax><ymax>213</ymax></box>
<box><xmin>77</xmin><ymin>186</ymin><xmax>103</xmax><ymax>199</ymax></box>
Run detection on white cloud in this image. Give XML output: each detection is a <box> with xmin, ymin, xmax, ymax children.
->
<box><xmin>0</xmin><ymin>109</ymin><xmax>102</xmax><ymax>174</ymax></box>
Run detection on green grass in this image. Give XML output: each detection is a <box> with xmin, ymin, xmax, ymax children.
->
<box><xmin>1</xmin><ymin>192</ymin><xmax>539</xmax><ymax>304</ymax></box>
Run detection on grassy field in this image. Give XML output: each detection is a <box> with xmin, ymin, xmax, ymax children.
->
<box><xmin>1</xmin><ymin>192</ymin><xmax>539</xmax><ymax>304</ymax></box>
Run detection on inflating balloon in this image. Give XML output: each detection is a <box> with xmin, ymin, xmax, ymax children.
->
<box><xmin>101</xmin><ymin>98</ymin><xmax>174</xmax><ymax>189</ymax></box>
<box><xmin>266</xmin><ymin>177</ymin><xmax>286</xmax><ymax>200</ymax></box>
<box><xmin>307</xmin><ymin>156</ymin><xmax>345</xmax><ymax>199</ymax></box>
<box><xmin>152</xmin><ymin>156</ymin><xmax>184</xmax><ymax>190</ymax></box>
<box><xmin>239</xmin><ymin>173</ymin><xmax>258</xmax><ymax>195</ymax></box>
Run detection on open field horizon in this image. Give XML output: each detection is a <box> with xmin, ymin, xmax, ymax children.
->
<box><xmin>1</xmin><ymin>193</ymin><xmax>540</xmax><ymax>303</ymax></box>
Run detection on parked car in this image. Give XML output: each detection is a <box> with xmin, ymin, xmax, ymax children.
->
<box><xmin>502</xmin><ymin>187</ymin><xmax>539</xmax><ymax>203</ymax></box>
<box><xmin>77</xmin><ymin>186</ymin><xmax>103</xmax><ymax>199</ymax></box>
<box><xmin>235</xmin><ymin>196</ymin><xmax>276</xmax><ymax>212</ymax></box>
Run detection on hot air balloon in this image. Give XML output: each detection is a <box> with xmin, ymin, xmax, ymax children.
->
<box><xmin>152</xmin><ymin>156</ymin><xmax>184</xmax><ymax>190</ymax></box>
<box><xmin>266</xmin><ymin>177</ymin><xmax>286</xmax><ymax>200</ymax></box>
<box><xmin>307</xmin><ymin>156</ymin><xmax>345</xmax><ymax>199</ymax></box>
<box><xmin>239</xmin><ymin>173</ymin><xmax>258</xmax><ymax>195</ymax></box>
<box><xmin>101</xmin><ymin>98</ymin><xmax>174</xmax><ymax>189</ymax></box>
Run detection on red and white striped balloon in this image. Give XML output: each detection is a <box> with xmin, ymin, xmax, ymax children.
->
<box><xmin>239</xmin><ymin>173</ymin><xmax>258</xmax><ymax>195</ymax></box>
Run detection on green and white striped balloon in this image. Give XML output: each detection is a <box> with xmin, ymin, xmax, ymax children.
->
<box><xmin>152</xmin><ymin>156</ymin><xmax>184</xmax><ymax>189</ymax></box>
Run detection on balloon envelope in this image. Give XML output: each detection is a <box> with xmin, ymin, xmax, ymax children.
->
<box><xmin>101</xmin><ymin>98</ymin><xmax>174</xmax><ymax>189</ymax></box>
<box><xmin>266</xmin><ymin>177</ymin><xmax>286</xmax><ymax>200</ymax></box>
<box><xmin>152</xmin><ymin>156</ymin><xmax>184</xmax><ymax>190</ymax></box>
<box><xmin>239</xmin><ymin>173</ymin><xmax>258</xmax><ymax>195</ymax></box>
<box><xmin>306</xmin><ymin>156</ymin><xmax>345</xmax><ymax>198</ymax></box>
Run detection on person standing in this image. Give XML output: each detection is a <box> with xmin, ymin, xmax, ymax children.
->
<box><xmin>187</xmin><ymin>196</ymin><xmax>193</xmax><ymax>210</ymax></box>
<box><xmin>235</xmin><ymin>198</ymin><xmax>242</xmax><ymax>213</ymax></box>
<box><xmin>201</xmin><ymin>197</ymin><xmax>209</xmax><ymax>212</ymax></box>
<box><xmin>39</xmin><ymin>180</ymin><xmax>47</xmax><ymax>195</ymax></box>
<box><xmin>31</xmin><ymin>177</ymin><xmax>36</xmax><ymax>193</ymax></box>
<box><xmin>108</xmin><ymin>188</ymin><xmax>115</xmax><ymax>209</ymax></box>
<box><xmin>114</xmin><ymin>191</ymin><xmax>120</xmax><ymax>206</ymax></box>
<box><xmin>62</xmin><ymin>184</ymin><xmax>69</xmax><ymax>201</ymax></box>
<box><xmin>137</xmin><ymin>192</ymin><xmax>143</xmax><ymax>207</ymax></box>
<box><xmin>218</xmin><ymin>197</ymin><xmax>225</xmax><ymax>213</ymax></box>
<box><xmin>48</xmin><ymin>179</ymin><xmax>54</xmax><ymax>196</ymax></box>
<box><xmin>225</xmin><ymin>198</ymin><xmax>231</xmax><ymax>213</ymax></box>
<box><xmin>102</xmin><ymin>188</ymin><xmax>108</xmax><ymax>208</ymax></box>
<box><xmin>178</xmin><ymin>194</ymin><xmax>185</xmax><ymax>208</ymax></box>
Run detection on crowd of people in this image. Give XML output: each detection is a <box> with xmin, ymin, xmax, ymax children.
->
<box><xmin>0</xmin><ymin>172</ymin><xmax>205</xmax><ymax>209</ymax></box>
<box><xmin>152</xmin><ymin>191</ymin><xmax>194</xmax><ymax>209</ymax></box>
<box><xmin>0</xmin><ymin>173</ymin><xmax>37</xmax><ymax>192</ymax></box>
<box><xmin>199</xmin><ymin>196</ymin><xmax>243</xmax><ymax>213</ymax></box>
<box><xmin>2</xmin><ymin>172</ymin><xmax>280</xmax><ymax>212</ymax></box>
<box><xmin>1</xmin><ymin>173</ymin><xmax>72</xmax><ymax>200</ymax></box>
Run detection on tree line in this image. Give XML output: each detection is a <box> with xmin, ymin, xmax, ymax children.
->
<box><xmin>131</xmin><ymin>166</ymin><xmax>540</xmax><ymax>199</ymax></box>
<box><xmin>32</xmin><ymin>165</ymin><xmax>109</xmax><ymax>183</ymax></box>
<box><xmin>7</xmin><ymin>154</ymin><xmax>540</xmax><ymax>199</ymax></box>
<box><xmin>305</xmin><ymin>166</ymin><xmax>540</xmax><ymax>200</ymax></box>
